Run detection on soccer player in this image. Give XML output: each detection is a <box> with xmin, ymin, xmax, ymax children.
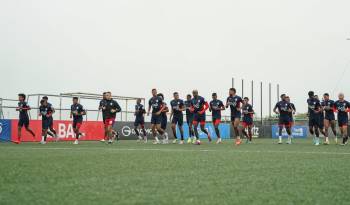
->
<box><xmin>39</xmin><ymin>99</ymin><xmax>54</xmax><ymax>144</ymax></box>
<box><xmin>170</xmin><ymin>92</ymin><xmax>185</xmax><ymax>144</ymax></box>
<box><xmin>241</xmin><ymin>97</ymin><xmax>254</xmax><ymax>143</ymax></box>
<box><xmin>42</xmin><ymin>96</ymin><xmax>58</xmax><ymax>140</ymax></box>
<box><xmin>190</xmin><ymin>90</ymin><xmax>211</xmax><ymax>145</ymax></box>
<box><xmin>273</xmin><ymin>94</ymin><xmax>293</xmax><ymax>144</ymax></box>
<box><xmin>321</xmin><ymin>93</ymin><xmax>337</xmax><ymax>144</ymax></box>
<box><xmin>307</xmin><ymin>91</ymin><xmax>322</xmax><ymax>146</ymax></box>
<box><xmin>15</xmin><ymin>93</ymin><xmax>35</xmax><ymax>144</ymax></box>
<box><xmin>147</xmin><ymin>89</ymin><xmax>167</xmax><ymax>144</ymax></box>
<box><xmin>226</xmin><ymin>88</ymin><xmax>243</xmax><ymax>145</ymax></box>
<box><xmin>158</xmin><ymin>93</ymin><xmax>169</xmax><ymax>144</ymax></box>
<box><xmin>209</xmin><ymin>93</ymin><xmax>225</xmax><ymax>144</ymax></box>
<box><xmin>285</xmin><ymin>96</ymin><xmax>296</xmax><ymax>127</ymax></box>
<box><xmin>134</xmin><ymin>98</ymin><xmax>147</xmax><ymax>143</ymax></box>
<box><xmin>102</xmin><ymin>92</ymin><xmax>121</xmax><ymax>144</ymax></box>
<box><xmin>99</xmin><ymin>92</ymin><xmax>108</xmax><ymax>142</ymax></box>
<box><xmin>70</xmin><ymin>97</ymin><xmax>86</xmax><ymax>145</ymax></box>
<box><xmin>184</xmin><ymin>94</ymin><xmax>195</xmax><ymax>144</ymax></box>
<box><xmin>334</xmin><ymin>93</ymin><xmax>350</xmax><ymax>145</ymax></box>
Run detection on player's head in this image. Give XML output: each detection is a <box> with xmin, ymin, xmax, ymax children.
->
<box><xmin>173</xmin><ymin>92</ymin><xmax>179</xmax><ymax>99</ymax></box>
<box><xmin>280</xmin><ymin>94</ymin><xmax>286</xmax><ymax>101</ymax></box>
<box><xmin>105</xmin><ymin>92</ymin><xmax>112</xmax><ymax>100</ymax></box>
<box><xmin>157</xmin><ymin>93</ymin><xmax>164</xmax><ymax>100</ymax></box>
<box><xmin>102</xmin><ymin>92</ymin><xmax>107</xmax><ymax>100</ymax></box>
<box><xmin>42</xmin><ymin>96</ymin><xmax>48</xmax><ymax>101</ymax></box>
<box><xmin>338</xmin><ymin>92</ymin><xmax>345</xmax><ymax>101</ymax></box>
<box><xmin>308</xmin><ymin>91</ymin><xmax>315</xmax><ymax>98</ymax></box>
<box><xmin>186</xmin><ymin>94</ymin><xmax>192</xmax><ymax>100</ymax></box>
<box><xmin>40</xmin><ymin>99</ymin><xmax>47</xmax><ymax>106</ymax></box>
<box><xmin>152</xmin><ymin>88</ymin><xmax>157</xmax><ymax>97</ymax></box>
<box><xmin>73</xmin><ymin>97</ymin><xmax>79</xmax><ymax>104</ymax></box>
<box><xmin>18</xmin><ymin>93</ymin><xmax>26</xmax><ymax>101</ymax></box>
<box><xmin>212</xmin><ymin>93</ymin><xmax>217</xmax><ymax>100</ymax></box>
<box><xmin>137</xmin><ymin>98</ymin><xmax>142</xmax><ymax>104</ymax></box>
<box><xmin>229</xmin><ymin>88</ymin><xmax>236</xmax><ymax>96</ymax></box>
<box><xmin>243</xmin><ymin>97</ymin><xmax>249</xmax><ymax>104</ymax></box>
<box><xmin>192</xmin><ymin>90</ymin><xmax>199</xmax><ymax>97</ymax></box>
<box><xmin>285</xmin><ymin>96</ymin><xmax>290</xmax><ymax>102</ymax></box>
<box><xmin>323</xmin><ymin>93</ymin><xmax>330</xmax><ymax>100</ymax></box>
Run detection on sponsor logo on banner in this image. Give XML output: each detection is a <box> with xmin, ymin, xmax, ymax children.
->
<box><xmin>271</xmin><ymin>125</ymin><xmax>308</xmax><ymax>138</ymax></box>
<box><xmin>243</xmin><ymin>125</ymin><xmax>260</xmax><ymax>138</ymax></box>
<box><xmin>121</xmin><ymin>126</ymin><xmax>153</xmax><ymax>137</ymax></box>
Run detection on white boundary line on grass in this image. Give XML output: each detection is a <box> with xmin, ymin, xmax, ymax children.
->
<box><xmin>20</xmin><ymin>147</ymin><xmax>350</xmax><ymax>156</ymax></box>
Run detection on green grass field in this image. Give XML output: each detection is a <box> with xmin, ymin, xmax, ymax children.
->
<box><xmin>1</xmin><ymin>139</ymin><xmax>350</xmax><ymax>205</ymax></box>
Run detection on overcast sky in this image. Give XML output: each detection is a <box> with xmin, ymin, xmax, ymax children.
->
<box><xmin>1</xmin><ymin>0</ymin><xmax>350</xmax><ymax>117</ymax></box>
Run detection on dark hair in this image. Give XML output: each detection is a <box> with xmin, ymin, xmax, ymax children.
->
<box><xmin>173</xmin><ymin>92</ymin><xmax>178</xmax><ymax>95</ymax></box>
<box><xmin>157</xmin><ymin>93</ymin><xmax>164</xmax><ymax>99</ymax></box>
<box><xmin>187</xmin><ymin>94</ymin><xmax>192</xmax><ymax>98</ymax></box>
<box><xmin>42</xmin><ymin>96</ymin><xmax>48</xmax><ymax>100</ymax></box>
<box><xmin>280</xmin><ymin>94</ymin><xmax>286</xmax><ymax>99</ymax></box>
<box><xmin>18</xmin><ymin>93</ymin><xmax>26</xmax><ymax>100</ymax></box>
<box><xmin>212</xmin><ymin>93</ymin><xmax>217</xmax><ymax>96</ymax></box>
<box><xmin>308</xmin><ymin>91</ymin><xmax>314</xmax><ymax>97</ymax></box>
<box><xmin>324</xmin><ymin>93</ymin><xmax>329</xmax><ymax>97</ymax></box>
<box><xmin>244</xmin><ymin>97</ymin><xmax>249</xmax><ymax>100</ymax></box>
<box><xmin>230</xmin><ymin>88</ymin><xmax>236</xmax><ymax>93</ymax></box>
<box><xmin>73</xmin><ymin>97</ymin><xmax>79</xmax><ymax>100</ymax></box>
<box><xmin>40</xmin><ymin>99</ymin><xmax>45</xmax><ymax>104</ymax></box>
<box><xmin>102</xmin><ymin>92</ymin><xmax>107</xmax><ymax>95</ymax></box>
<box><xmin>152</xmin><ymin>88</ymin><xmax>157</xmax><ymax>92</ymax></box>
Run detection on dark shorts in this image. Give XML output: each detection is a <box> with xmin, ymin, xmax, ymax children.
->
<box><xmin>193</xmin><ymin>113</ymin><xmax>206</xmax><ymax>123</ymax></box>
<box><xmin>172</xmin><ymin>115</ymin><xmax>184</xmax><ymax>126</ymax></box>
<box><xmin>161</xmin><ymin>116</ymin><xmax>167</xmax><ymax>130</ymax></box>
<box><xmin>325</xmin><ymin>114</ymin><xmax>335</xmax><ymax>121</ymax></box>
<box><xmin>338</xmin><ymin>117</ymin><xmax>349</xmax><ymax>127</ymax></box>
<box><xmin>134</xmin><ymin>117</ymin><xmax>145</xmax><ymax>127</ymax></box>
<box><xmin>42</xmin><ymin>118</ymin><xmax>53</xmax><ymax>130</ymax></box>
<box><xmin>231</xmin><ymin>112</ymin><xmax>241</xmax><ymax>122</ymax></box>
<box><xmin>279</xmin><ymin>116</ymin><xmax>291</xmax><ymax>127</ymax></box>
<box><xmin>73</xmin><ymin>119</ymin><xmax>83</xmax><ymax>129</ymax></box>
<box><xmin>186</xmin><ymin>114</ymin><xmax>194</xmax><ymax>125</ymax></box>
<box><xmin>242</xmin><ymin>117</ymin><xmax>253</xmax><ymax>127</ymax></box>
<box><xmin>18</xmin><ymin>117</ymin><xmax>29</xmax><ymax>128</ymax></box>
<box><xmin>151</xmin><ymin>114</ymin><xmax>161</xmax><ymax>125</ymax></box>
<box><xmin>309</xmin><ymin>116</ymin><xmax>321</xmax><ymax>127</ymax></box>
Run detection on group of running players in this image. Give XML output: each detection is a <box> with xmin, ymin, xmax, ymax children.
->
<box><xmin>13</xmin><ymin>88</ymin><xmax>350</xmax><ymax>146</ymax></box>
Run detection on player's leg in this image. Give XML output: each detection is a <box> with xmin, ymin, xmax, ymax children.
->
<box><xmin>16</xmin><ymin>120</ymin><xmax>23</xmax><ymax>143</ymax></box>
<box><xmin>171</xmin><ymin>117</ymin><xmax>178</xmax><ymax>143</ymax></box>
<box><xmin>278</xmin><ymin>124</ymin><xmax>284</xmax><ymax>144</ymax></box>
<box><xmin>199</xmin><ymin>114</ymin><xmax>211</xmax><ymax>142</ymax></box>
<box><xmin>247</xmin><ymin>124</ymin><xmax>253</xmax><ymax>143</ymax></box>
<box><xmin>314</xmin><ymin>124</ymin><xmax>320</xmax><ymax>146</ymax></box>
<box><xmin>323</xmin><ymin>119</ymin><xmax>330</xmax><ymax>144</ymax></box>
<box><xmin>155</xmin><ymin>124</ymin><xmax>166</xmax><ymax>144</ymax></box>
<box><xmin>178</xmin><ymin>120</ymin><xmax>184</xmax><ymax>144</ymax></box>
<box><xmin>192</xmin><ymin>120</ymin><xmax>200</xmax><ymax>144</ymax></box>
<box><xmin>73</xmin><ymin>121</ymin><xmax>81</xmax><ymax>144</ymax></box>
<box><xmin>140</xmin><ymin>124</ymin><xmax>147</xmax><ymax>143</ymax></box>
<box><xmin>241</xmin><ymin>123</ymin><xmax>248</xmax><ymax>142</ymax></box>
<box><xmin>41</xmin><ymin>128</ymin><xmax>48</xmax><ymax>144</ymax></box>
<box><xmin>214</xmin><ymin>119</ymin><xmax>221</xmax><ymax>144</ymax></box>
<box><xmin>233</xmin><ymin>118</ymin><xmax>241</xmax><ymax>145</ymax></box>
<box><xmin>330</xmin><ymin>120</ymin><xmax>337</xmax><ymax>143</ymax></box>
<box><xmin>134</xmin><ymin>121</ymin><xmax>142</xmax><ymax>141</ymax></box>
<box><xmin>285</xmin><ymin>124</ymin><xmax>292</xmax><ymax>144</ymax></box>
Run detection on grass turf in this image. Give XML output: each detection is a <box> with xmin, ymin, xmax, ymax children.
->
<box><xmin>0</xmin><ymin>139</ymin><xmax>350</xmax><ymax>205</ymax></box>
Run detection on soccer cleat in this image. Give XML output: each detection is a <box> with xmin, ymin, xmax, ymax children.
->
<box><xmin>315</xmin><ymin>138</ymin><xmax>320</xmax><ymax>146</ymax></box>
<box><xmin>278</xmin><ymin>141</ymin><xmax>282</xmax><ymax>144</ymax></box>
<box><xmin>100</xmin><ymin>139</ymin><xmax>106</xmax><ymax>143</ymax></box>
<box><xmin>323</xmin><ymin>141</ymin><xmax>330</xmax><ymax>145</ymax></box>
<box><xmin>235</xmin><ymin>139</ymin><xmax>241</xmax><ymax>146</ymax></box>
<box><xmin>192</xmin><ymin>138</ymin><xmax>197</xmax><ymax>144</ymax></box>
<box><xmin>40</xmin><ymin>141</ymin><xmax>46</xmax><ymax>145</ymax></box>
<box><xmin>179</xmin><ymin>140</ymin><xmax>184</xmax><ymax>145</ymax></box>
<box><xmin>216</xmin><ymin>138</ymin><xmax>222</xmax><ymax>144</ymax></box>
<box><xmin>207</xmin><ymin>134</ymin><xmax>212</xmax><ymax>142</ymax></box>
<box><xmin>153</xmin><ymin>140</ymin><xmax>160</xmax><ymax>145</ymax></box>
<box><xmin>73</xmin><ymin>140</ymin><xmax>79</xmax><ymax>145</ymax></box>
<box><xmin>286</xmin><ymin>140</ymin><xmax>292</xmax><ymax>145</ymax></box>
<box><xmin>187</xmin><ymin>137</ymin><xmax>192</xmax><ymax>144</ymax></box>
<box><xmin>172</xmin><ymin>139</ymin><xmax>178</xmax><ymax>144</ymax></box>
<box><xmin>13</xmin><ymin>140</ymin><xmax>20</xmax><ymax>144</ymax></box>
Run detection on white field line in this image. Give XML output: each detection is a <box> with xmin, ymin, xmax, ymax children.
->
<box><xmin>12</xmin><ymin>147</ymin><xmax>350</xmax><ymax>156</ymax></box>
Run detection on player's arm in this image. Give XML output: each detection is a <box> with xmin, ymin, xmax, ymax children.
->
<box><xmin>147</xmin><ymin>100</ymin><xmax>151</xmax><ymax>116</ymax></box>
<box><xmin>209</xmin><ymin>103</ymin><xmax>212</xmax><ymax>112</ymax></box>
<box><xmin>220</xmin><ymin>102</ymin><xmax>225</xmax><ymax>110</ymax></box>
<box><xmin>273</xmin><ymin>103</ymin><xmax>279</xmax><ymax>114</ymax></box>
<box><xmin>199</xmin><ymin>102</ymin><xmax>209</xmax><ymax>114</ymax></box>
<box><xmin>225</xmin><ymin>98</ymin><xmax>229</xmax><ymax>108</ymax></box>
<box><xmin>179</xmin><ymin>102</ymin><xmax>186</xmax><ymax>112</ymax></box>
<box><xmin>70</xmin><ymin>107</ymin><xmax>73</xmax><ymax>119</ymax></box>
